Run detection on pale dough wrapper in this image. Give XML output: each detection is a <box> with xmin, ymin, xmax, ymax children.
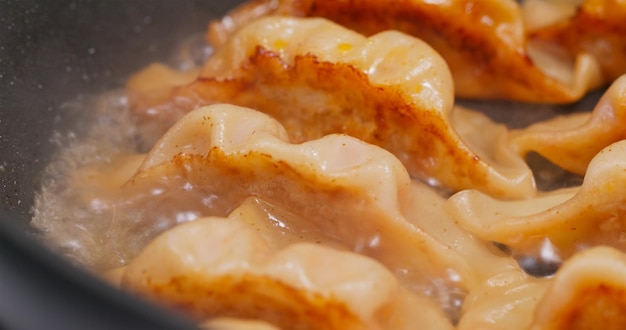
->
<box><xmin>121</xmin><ymin>216</ymin><xmax>454</xmax><ymax>330</ymax></box>
<box><xmin>510</xmin><ymin>74</ymin><xmax>626</xmax><ymax>175</ymax></box>
<box><xmin>407</xmin><ymin>180</ymin><xmax>551</xmax><ymax>330</ymax></box>
<box><xmin>526</xmin><ymin>0</ymin><xmax>626</xmax><ymax>86</ymax></box>
<box><xmin>448</xmin><ymin>139</ymin><xmax>626</xmax><ymax>259</ymax></box>
<box><xmin>208</xmin><ymin>0</ymin><xmax>605</xmax><ymax>103</ymax></box>
<box><xmin>458</xmin><ymin>268</ymin><xmax>549</xmax><ymax>330</ymax></box>
<box><xmin>406</xmin><ymin>179</ymin><xmax>551</xmax><ymax>329</ymax></box>
<box><xmin>128</xmin><ymin>16</ymin><xmax>535</xmax><ymax>198</ymax></box>
<box><xmin>124</xmin><ymin>104</ymin><xmax>477</xmax><ymax>304</ymax></box>
<box><xmin>530</xmin><ymin>246</ymin><xmax>626</xmax><ymax>330</ymax></box>
<box><xmin>459</xmin><ymin>247</ymin><xmax>626</xmax><ymax>329</ymax></box>
<box><xmin>409</xmin><ymin>179</ymin><xmax>626</xmax><ymax>329</ymax></box>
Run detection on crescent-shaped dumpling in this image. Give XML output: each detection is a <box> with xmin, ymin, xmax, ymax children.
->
<box><xmin>121</xmin><ymin>213</ymin><xmax>454</xmax><ymax>329</ymax></box>
<box><xmin>510</xmin><ymin>74</ymin><xmax>626</xmax><ymax>175</ymax></box>
<box><xmin>530</xmin><ymin>246</ymin><xmax>626</xmax><ymax>330</ymax></box>
<box><xmin>123</xmin><ymin>104</ymin><xmax>477</xmax><ymax>301</ymax></box>
<box><xmin>447</xmin><ymin>139</ymin><xmax>626</xmax><ymax>259</ymax></box>
<box><xmin>208</xmin><ymin>0</ymin><xmax>604</xmax><ymax>102</ymax></box>
<box><xmin>526</xmin><ymin>0</ymin><xmax>626</xmax><ymax>87</ymax></box>
<box><xmin>128</xmin><ymin>16</ymin><xmax>535</xmax><ymax>198</ymax></box>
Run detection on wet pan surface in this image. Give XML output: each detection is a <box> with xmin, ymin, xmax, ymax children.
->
<box><xmin>0</xmin><ymin>1</ymin><xmax>244</xmax><ymax>328</ymax></box>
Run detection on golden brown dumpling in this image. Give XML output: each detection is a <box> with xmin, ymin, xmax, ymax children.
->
<box><xmin>121</xmin><ymin>209</ymin><xmax>454</xmax><ymax>330</ymax></box>
<box><xmin>124</xmin><ymin>104</ymin><xmax>477</xmax><ymax>300</ymax></box>
<box><xmin>530</xmin><ymin>246</ymin><xmax>626</xmax><ymax>330</ymax></box>
<box><xmin>128</xmin><ymin>17</ymin><xmax>535</xmax><ymax>198</ymax></box>
<box><xmin>448</xmin><ymin>139</ymin><xmax>626</xmax><ymax>260</ymax></box>
<box><xmin>526</xmin><ymin>0</ymin><xmax>626</xmax><ymax>87</ymax></box>
<box><xmin>510</xmin><ymin>74</ymin><xmax>626</xmax><ymax>175</ymax></box>
<box><xmin>209</xmin><ymin>0</ymin><xmax>603</xmax><ymax>102</ymax></box>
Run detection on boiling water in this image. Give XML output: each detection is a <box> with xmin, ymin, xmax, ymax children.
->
<box><xmin>32</xmin><ymin>34</ymin><xmax>214</xmax><ymax>270</ymax></box>
<box><xmin>32</xmin><ymin>92</ymin><xmax>144</xmax><ymax>269</ymax></box>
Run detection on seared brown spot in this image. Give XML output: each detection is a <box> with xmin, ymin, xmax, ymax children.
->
<box><xmin>135</xmin><ymin>274</ymin><xmax>363</xmax><ymax>330</ymax></box>
<box><xmin>530</xmin><ymin>2</ymin><xmax>626</xmax><ymax>82</ymax></box>
<box><xmin>554</xmin><ymin>283</ymin><xmax>626</xmax><ymax>330</ymax></box>
<box><xmin>213</xmin><ymin>0</ymin><xmax>589</xmax><ymax>102</ymax></box>
<box><xmin>129</xmin><ymin>45</ymin><xmax>498</xmax><ymax>194</ymax></box>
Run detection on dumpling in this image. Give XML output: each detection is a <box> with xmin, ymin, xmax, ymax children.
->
<box><xmin>129</xmin><ymin>16</ymin><xmax>454</xmax><ymax>140</ymax></box>
<box><xmin>121</xmin><ymin>216</ymin><xmax>455</xmax><ymax>330</ymax></box>
<box><xmin>458</xmin><ymin>268</ymin><xmax>549</xmax><ymax>330</ymax></box>
<box><xmin>128</xmin><ymin>16</ymin><xmax>535</xmax><ymax>198</ymax></box>
<box><xmin>120</xmin><ymin>104</ymin><xmax>478</xmax><ymax>301</ymax></box>
<box><xmin>525</xmin><ymin>0</ymin><xmax>626</xmax><ymax>87</ymax></box>
<box><xmin>208</xmin><ymin>0</ymin><xmax>604</xmax><ymax>102</ymax></box>
<box><xmin>447</xmin><ymin>139</ymin><xmax>626</xmax><ymax>261</ymax></box>
<box><xmin>406</xmin><ymin>179</ymin><xmax>549</xmax><ymax>328</ymax></box>
<box><xmin>530</xmin><ymin>246</ymin><xmax>626</xmax><ymax>330</ymax></box>
<box><xmin>510</xmin><ymin>74</ymin><xmax>626</xmax><ymax>176</ymax></box>
<box><xmin>458</xmin><ymin>247</ymin><xmax>626</xmax><ymax>329</ymax></box>
<box><xmin>406</xmin><ymin>179</ymin><xmax>519</xmax><ymax>285</ymax></box>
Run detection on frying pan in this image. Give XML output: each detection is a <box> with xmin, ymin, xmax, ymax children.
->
<box><xmin>0</xmin><ymin>0</ymin><xmax>606</xmax><ymax>329</ymax></box>
<box><xmin>0</xmin><ymin>1</ymin><xmax>245</xmax><ymax>328</ymax></box>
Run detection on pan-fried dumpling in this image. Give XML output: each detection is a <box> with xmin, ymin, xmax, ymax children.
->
<box><xmin>208</xmin><ymin>0</ymin><xmax>603</xmax><ymax>102</ymax></box>
<box><xmin>459</xmin><ymin>247</ymin><xmax>626</xmax><ymax>329</ymax></box>
<box><xmin>121</xmin><ymin>104</ymin><xmax>476</xmax><ymax>301</ymax></box>
<box><xmin>128</xmin><ymin>17</ymin><xmax>535</xmax><ymax>198</ymax></box>
<box><xmin>447</xmin><ymin>139</ymin><xmax>626</xmax><ymax>260</ymax></box>
<box><xmin>406</xmin><ymin>179</ymin><xmax>519</xmax><ymax>284</ymax></box>
<box><xmin>530</xmin><ymin>246</ymin><xmax>626</xmax><ymax>330</ymax></box>
<box><xmin>525</xmin><ymin>0</ymin><xmax>626</xmax><ymax>87</ymax></box>
<box><xmin>121</xmin><ymin>217</ymin><xmax>455</xmax><ymax>330</ymax></box>
<box><xmin>406</xmin><ymin>179</ymin><xmax>550</xmax><ymax>329</ymax></box>
<box><xmin>510</xmin><ymin>74</ymin><xmax>626</xmax><ymax>175</ymax></box>
<box><xmin>129</xmin><ymin>16</ymin><xmax>454</xmax><ymax>140</ymax></box>
<box><xmin>458</xmin><ymin>268</ymin><xmax>549</xmax><ymax>330</ymax></box>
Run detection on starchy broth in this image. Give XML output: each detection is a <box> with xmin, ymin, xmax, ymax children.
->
<box><xmin>31</xmin><ymin>1</ymin><xmax>626</xmax><ymax>329</ymax></box>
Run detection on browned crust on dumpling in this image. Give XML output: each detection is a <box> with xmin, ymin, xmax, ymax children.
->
<box><xmin>530</xmin><ymin>247</ymin><xmax>626</xmax><ymax>330</ymax></box>
<box><xmin>130</xmin><ymin>273</ymin><xmax>363</xmax><ymax>330</ymax></box>
<box><xmin>128</xmin><ymin>147</ymin><xmax>469</xmax><ymax>293</ymax></box>
<box><xmin>130</xmin><ymin>48</ymin><xmax>504</xmax><ymax>195</ymax></box>
<box><xmin>210</xmin><ymin>0</ymin><xmax>597</xmax><ymax>102</ymax></box>
<box><xmin>551</xmin><ymin>283</ymin><xmax>626</xmax><ymax>330</ymax></box>
<box><xmin>530</xmin><ymin>0</ymin><xmax>626</xmax><ymax>84</ymax></box>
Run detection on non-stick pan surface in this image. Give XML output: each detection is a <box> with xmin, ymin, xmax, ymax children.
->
<box><xmin>0</xmin><ymin>1</ymin><xmax>245</xmax><ymax>328</ymax></box>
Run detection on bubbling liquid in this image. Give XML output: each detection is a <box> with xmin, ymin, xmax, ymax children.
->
<box><xmin>32</xmin><ymin>92</ymin><xmax>144</xmax><ymax>269</ymax></box>
<box><xmin>32</xmin><ymin>34</ymin><xmax>213</xmax><ymax>269</ymax></box>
